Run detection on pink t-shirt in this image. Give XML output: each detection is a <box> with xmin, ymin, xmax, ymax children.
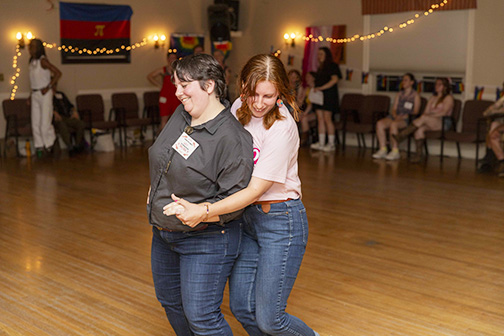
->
<box><xmin>231</xmin><ymin>99</ymin><xmax>302</xmax><ymax>201</ymax></box>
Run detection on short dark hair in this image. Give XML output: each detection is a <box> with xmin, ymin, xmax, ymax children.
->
<box><xmin>172</xmin><ymin>54</ymin><xmax>226</xmax><ymax>98</ymax></box>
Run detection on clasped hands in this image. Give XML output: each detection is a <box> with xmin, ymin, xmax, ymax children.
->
<box><xmin>163</xmin><ymin>194</ymin><xmax>208</xmax><ymax>227</ymax></box>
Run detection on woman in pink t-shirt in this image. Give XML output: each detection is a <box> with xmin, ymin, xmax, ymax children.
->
<box><xmin>164</xmin><ymin>54</ymin><xmax>319</xmax><ymax>336</ymax></box>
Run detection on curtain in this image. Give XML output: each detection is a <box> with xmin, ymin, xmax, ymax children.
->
<box><xmin>362</xmin><ymin>0</ymin><xmax>477</xmax><ymax>15</ymax></box>
<box><xmin>302</xmin><ymin>25</ymin><xmax>345</xmax><ymax>78</ymax></box>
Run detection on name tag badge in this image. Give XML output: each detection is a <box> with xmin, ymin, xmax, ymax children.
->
<box><xmin>404</xmin><ymin>102</ymin><xmax>413</xmax><ymax>110</ymax></box>
<box><xmin>159</xmin><ymin>96</ymin><xmax>167</xmax><ymax>104</ymax></box>
<box><xmin>55</xmin><ymin>93</ymin><xmax>63</xmax><ymax>99</ymax></box>
<box><xmin>172</xmin><ymin>132</ymin><xmax>199</xmax><ymax>159</ymax></box>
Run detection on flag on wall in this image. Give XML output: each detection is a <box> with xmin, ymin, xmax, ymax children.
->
<box><xmin>416</xmin><ymin>80</ymin><xmax>422</xmax><ymax>93</ymax></box>
<box><xmin>345</xmin><ymin>69</ymin><xmax>353</xmax><ymax>81</ymax></box>
<box><xmin>376</xmin><ymin>74</ymin><xmax>386</xmax><ymax>90</ymax></box>
<box><xmin>497</xmin><ymin>88</ymin><xmax>504</xmax><ymax>100</ymax></box>
<box><xmin>362</xmin><ymin>72</ymin><xmax>369</xmax><ymax>84</ymax></box>
<box><xmin>170</xmin><ymin>33</ymin><xmax>205</xmax><ymax>57</ymax></box>
<box><xmin>457</xmin><ymin>82</ymin><xmax>465</xmax><ymax>93</ymax></box>
<box><xmin>212</xmin><ymin>41</ymin><xmax>232</xmax><ymax>59</ymax></box>
<box><xmin>60</xmin><ymin>2</ymin><xmax>133</xmax><ymax>63</ymax></box>
<box><xmin>474</xmin><ymin>86</ymin><xmax>484</xmax><ymax>100</ymax></box>
<box><xmin>287</xmin><ymin>55</ymin><xmax>294</xmax><ymax>66</ymax></box>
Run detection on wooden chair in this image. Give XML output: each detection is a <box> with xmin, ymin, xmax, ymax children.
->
<box><xmin>335</xmin><ymin>93</ymin><xmax>364</xmax><ymax>149</ymax></box>
<box><xmin>143</xmin><ymin>91</ymin><xmax>161</xmax><ymax>137</ymax></box>
<box><xmin>2</xmin><ymin>98</ymin><xmax>32</xmax><ymax>157</ymax></box>
<box><xmin>444</xmin><ymin>99</ymin><xmax>494</xmax><ymax>166</ymax></box>
<box><xmin>76</xmin><ymin>94</ymin><xmax>121</xmax><ymax>150</ymax></box>
<box><xmin>343</xmin><ymin>94</ymin><xmax>390</xmax><ymax>151</ymax></box>
<box><xmin>111</xmin><ymin>93</ymin><xmax>151</xmax><ymax>147</ymax></box>
<box><xmin>423</xmin><ymin>98</ymin><xmax>462</xmax><ymax>162</ymax></box>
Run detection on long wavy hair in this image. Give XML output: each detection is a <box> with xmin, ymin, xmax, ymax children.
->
<box><xmin>237</xmin><ymin>54</ymin><xmax>299</xmax><ymax>129</ymax></box>
<box><xmin>434</xmin><ymin>77</ymin><xmax>452</xmax><ymax>107</ymax></box>
<box><xmin>317</xmin><ymin>47</ymin><xmax>334</xmax><ymax>73</ymax></box>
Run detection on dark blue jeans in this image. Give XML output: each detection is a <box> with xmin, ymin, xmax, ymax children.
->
<box><xmin>229</xmin><ymin>199</ymin><xmax>316</xmax><ymax>336</ymax></box>
<box><xmin>151</xmin><ymin>220</ymin><xmax>242</xmax><ymax>336</ymax></box>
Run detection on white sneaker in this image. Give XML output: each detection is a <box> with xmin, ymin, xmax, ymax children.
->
<box><xmin>310</xmin><ymin>142</ymin><xmax>324</xmax><ymax>150</ymax></box>
<box><xmin>385</xmin><ymin>150</ymin><xmax>401</xmax><ymax>160</ymax></box>
<box><xmin>321</xmin><ymin>144</ymin><xmax>336</xmax><ymax>152</ymax></box>
<box><xmin>372</xmin><ymin>148</ymin><xmax>388</xmax><ymax>159</ymax></box>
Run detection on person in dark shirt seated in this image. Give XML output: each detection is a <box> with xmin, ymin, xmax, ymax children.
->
<box><xmin>52</xmin><ymin>85</ymin><xmax>86</xmax><ymax>156</ymax></box>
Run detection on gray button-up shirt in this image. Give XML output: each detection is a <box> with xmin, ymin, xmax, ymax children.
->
<box><xmin>147</xmin><ymin>101</ymin><xmax>253</xmax><ymax>231</ymax></box>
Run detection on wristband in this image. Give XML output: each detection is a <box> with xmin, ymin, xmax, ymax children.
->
<box><xmin>204</xmin><ymin>204</ymin><xmax>210</xmax><ymax>221</ymax></box>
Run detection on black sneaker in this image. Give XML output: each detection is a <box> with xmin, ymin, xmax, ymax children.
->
<box><xmin>498</xmin><ymin>163</ymin><xmax>504</xmax><ymax>178</ymax></box>
<box><xmin>477</xmin><ymin>162</ymin><xmax>493</xmax><ymax>173</ymax></box>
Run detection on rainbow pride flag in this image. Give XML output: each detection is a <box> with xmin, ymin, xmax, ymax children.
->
<box><xmin>170</xmin><ymin>33</ymin><xmax>205</xmax><ymax>57</ymax></box>
<box><xmin>497</xmin><ymin>88</ymin><xmax>504</xmax><ymax>100</ymax></box>
<box><xmin>362</xmin><ymin>72</ymin><xmax>369</xmax><ymax>84</ymax></box>
<box><xmin>416</xmin><ymin>81</ymin><xmax>422</xmax><ymax>93</ymax></box>
<box><xmin>345</xmin><ymin>69</ymin><xmax>353</xmax><ymax>81</ymax></box>
<box><xmin>474</xmin><ymin>86</ymin><xmax>484</xmax><ymax>100</ymax></box>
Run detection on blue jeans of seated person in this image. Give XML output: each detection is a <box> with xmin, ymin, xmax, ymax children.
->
<box><xmin>229</xmin><ymin>199</ymin><xmax>316</xmax><ymax>336</ymax></box>
<box><xmin>151</xmin><ymin>220</ymin><xmax>242</xmax><ymax>336</ymax></box>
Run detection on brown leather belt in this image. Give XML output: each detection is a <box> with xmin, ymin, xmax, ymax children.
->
<box><xmin>253</xmin><ymin>198</ymin><xmax>293</xmax><ymax>205</ymax></box>
<box><xmin>155</xmin><ymin>224</ymin><xmax>208</xmax><ymax>232</ymax></box>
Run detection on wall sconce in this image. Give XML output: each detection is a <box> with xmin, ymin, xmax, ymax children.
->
<box><xmin>16</xmin><ymin>32</ymin><xmax>25</xmax><ymax>49</ymax></box>
<box><xmin>16</xmin><ymin>32</ymin><xmax>34</xmax><ymax>49</ymax></box>
<box><xmin>283</xmin><ymin>32</ymin><xmax>296</xmax><ymax>47</ymax></box>
<box><xmin>153</xmin><ymin>34</ymin><xmax>167</xmax><ymax>49</ymax></box>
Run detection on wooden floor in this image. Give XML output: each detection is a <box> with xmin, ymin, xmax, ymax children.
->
<box><xmin>0</xmin><ymin>146</ymin><xmax>503</xmax><ymax>336</ymax></box>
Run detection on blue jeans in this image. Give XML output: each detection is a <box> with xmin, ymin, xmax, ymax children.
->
<box><xmin>151</xmin><ymin>220</ymin><xmax>242</xmax><ymax>336</ymax></box>
<box><xmin>229</xmin><ymin>199</ymin><xmax>316</xmax><ymax>336</ymax></box>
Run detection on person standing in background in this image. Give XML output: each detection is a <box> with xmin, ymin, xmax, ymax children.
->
<box><xmin>310</xmin><ymin>46</ymin><xmax>342</xmax><ymax>152</ymax></box>
<box><xmin>28</xmin><ymin>38</ymin><xmax>61</xmax><ymax>157</ymax></box>
<box><xmin>147</xmin><ymin>50</ymin><xmax>180</xmax><ymax>131</ymax></box>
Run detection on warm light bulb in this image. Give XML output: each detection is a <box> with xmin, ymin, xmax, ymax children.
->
<box><xmin>284</xmin><ymin>33</ymin><xmax>289</xmax><ymax>40</ymax></box>
<box><xmin>160</xmin><ymin>35</ymin><xmax>166</xmax><ymax>41</ymax></box>
<box><xmin>26</xmin><ymin>32</ymin><xmax>33</xmax><ymax>39</ymax></box>
<box><xmin>153</xmin><ymin>35</ymin><xmax>159</xmax><ymax>41</ymax></box>
<box><xmin>16</xmin><ymin>32</ymin><xmax>22</xmax><ymax>40</ymax></box>
<box><xmin>290</xmin><ymin>33</ymin><xmax>296</xmax><ymax>39</ymax></box>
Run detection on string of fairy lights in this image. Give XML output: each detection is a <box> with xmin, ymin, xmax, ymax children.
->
<box><xmin>9</xmin><ymin>36</ymin><xmax>150</xmax><ymax>100</ymax></box>
<box><xmin>286</xmin><ymin>0</ymin><xmax>450</xmax><ymax>44</ymax></box>
<box><xmin>10</xmin><ymin>0</ymin><xmax>450</xmax><ymax>100</ymax></box>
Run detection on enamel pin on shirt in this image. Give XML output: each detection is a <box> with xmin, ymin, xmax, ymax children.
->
<box><xmin>172</xmin><ymin>129</ymin><xmax>199</xmax><ymax>159</ymax></box>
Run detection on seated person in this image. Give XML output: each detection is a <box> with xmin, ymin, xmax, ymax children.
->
<box><xmin>373</xmin><ymin>73</ymin><xmax>421</xmax><ymax>160</ymax></box>
<box><xmin>394</xmin><ymin>77</ymin><xmax>454</xmax><ymax>163</ymax></box>
<box><xmin>296</xmin><ymin>71</ymin><xmax>317</xmax><ymax>146</ymax></box>
<box><xmin>52</xmin><ymin>84</ymin><xmax>86</xmax><ymax>156</ymax></box>
<box><xmin>479</xmin><ymin>94</ymin><xmax>504</xmax><ymax>176</ymax></box>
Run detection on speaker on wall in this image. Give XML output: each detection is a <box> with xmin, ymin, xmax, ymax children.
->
<box><xmin>208</xmin><ymin>3</ymin><xmax>231</xmax><ymax>41</ymax></box>
<box><xmin>212</xmin><ymin>0</ymin><xmax>240</xmax><ymax>32</ymax></box>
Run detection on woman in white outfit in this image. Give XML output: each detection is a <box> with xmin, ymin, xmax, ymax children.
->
<box><xmin>28</xmin><ymin>38</ymin><xmax>61</xmax><ymax>156</ymax></box>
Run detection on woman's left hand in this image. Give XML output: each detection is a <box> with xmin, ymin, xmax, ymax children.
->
<box><xmin>163</xmin><ymin>194</ymin><xmax>208</xmax><ymax>227</ymax></box>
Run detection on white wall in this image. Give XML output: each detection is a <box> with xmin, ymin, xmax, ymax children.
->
<box><xmin>1</xmin><ymin>0</ymin><xmax>503</xmax><ymax>146</ymax></box>
<box><xmin>369</xmin><ymin>10</ymin><xmax>468</xmax><ymax>74</ymax></box>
